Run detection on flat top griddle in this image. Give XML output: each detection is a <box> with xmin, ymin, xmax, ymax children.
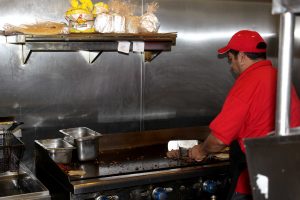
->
<box><xmin>56</xmin><ymin>144</ymin><xmax>228</xmax><ymax>181</ymax></box>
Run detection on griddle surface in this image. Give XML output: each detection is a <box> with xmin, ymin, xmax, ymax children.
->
<box><xmin>57</xmin><ymin>144</ymin><xmax>227</xmax><ymax>181</ymax></box>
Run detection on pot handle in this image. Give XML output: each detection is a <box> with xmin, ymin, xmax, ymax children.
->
<box><xmin>7</xmin><ymin>122</ymin><xmax>24</xmax><ymax>132</ymax></box>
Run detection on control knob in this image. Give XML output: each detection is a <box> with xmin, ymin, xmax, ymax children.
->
<box><xmin>152</xmin><ymin>187</ymin><xmax>173</xmax><ymax>200</ymax></box>
<box><xmin>130</xmin><ymin>189</ymin><xmax>151</xmax><ymax>199</ymax></box>
<box><xmin>202</xmin><ymin>180</ymin><xmax>218</xmax><ymax>194</ymax></box>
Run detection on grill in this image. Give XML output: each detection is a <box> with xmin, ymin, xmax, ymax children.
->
<box><xmin>35</xmin><ymin>127</ymin><xmax>230</xmax><ymax>200</ymax></box>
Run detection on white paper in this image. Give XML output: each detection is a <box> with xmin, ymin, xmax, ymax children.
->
<box><xmin>133</xmin><ymin>41</ymin><xmax>145</xmax><ymax>52</ymax></box>
<box><xmin>256</xmin><ymin>174</ymin><xmax>269</xmax><ymax>199</ymax></box>
<box><xmin>118</xmin><ymin>41</ymin><xmax>130</xmax><ymax>54</ymax></box>
<box><xmin>0</xmin><ymin>36</ymin><xmax>6</xmax><ymax>44</ymax></box>
<box><xmin>168</xmin><ymin>140</ymin><xmax>198</xmax><ymax>151</ymax></box>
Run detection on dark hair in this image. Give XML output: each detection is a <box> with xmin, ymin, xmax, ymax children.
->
<box><xmin>229</xmin><ymin>42</ymin><xmax>267</xmax><ymax>60</ymax></box>
<box><xmin>245</xmin><ymin>52</ymin><xmax>266</xmax><ymax>60</ymax></box>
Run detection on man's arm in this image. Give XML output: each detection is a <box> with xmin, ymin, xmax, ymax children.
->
<box><xmin>188</xmin><ymin>133</ymin><xmax>227</xmax><ymax>161</ymax></box>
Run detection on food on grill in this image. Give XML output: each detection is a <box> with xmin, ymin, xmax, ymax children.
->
<box><xmin>213</xmin><ymin>153</ymin><xmax>229</xmax><ymax>160</ymax></box>
<box><xmin>166</xmin><ymin>149</ymin><xmax>179</xmax><ymax>158</ymax></box>
<box><xmin>167</xmin><ymin>143</ymin><xmax>230</xmax><ymax>162</ymax></box>
<box><xmin>68</xmin><ymin>169</ymin><xmax>86</xmax><ymax>176</ymax></box>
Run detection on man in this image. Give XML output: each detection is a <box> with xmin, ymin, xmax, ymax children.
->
<box><xmin>167</xmin><ymin>30</ymin><xmax>300</xmax><ymax>200</ymax></box>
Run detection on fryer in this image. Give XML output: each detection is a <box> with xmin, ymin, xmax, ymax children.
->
<box><xmin>35</xmin><ymin>127</ymin><xmax>231</xmax><ymax>200</ymax></box>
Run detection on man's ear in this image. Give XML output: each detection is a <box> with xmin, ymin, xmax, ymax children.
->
<box><xmin>238</xmin><ymin>52</ymin><xmax>246</xmax><ymax>64</ymax></box>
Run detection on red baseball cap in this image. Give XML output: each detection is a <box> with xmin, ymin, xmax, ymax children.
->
<box><xmin>218</xmin><ymin>30</ymin><xmax>267</xmax><ymax>54</ymax></box>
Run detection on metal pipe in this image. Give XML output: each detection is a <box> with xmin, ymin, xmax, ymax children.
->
<box><xmin>139</xmin><ymin>52</ymin><xmax>145</xmax><ymax>132</ymax></box>
<box><xmin>275</xmin><ymin>12</ymin><xmax>295</xmax><ymax>136</ymax></box>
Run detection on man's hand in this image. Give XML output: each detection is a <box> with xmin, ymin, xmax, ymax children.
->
<box><xmin>188</xmin><ymin>134</ymin><xmax>226</xmax><ymax>162</ymax></box>
<box><xmin>188</xmin><ymin>143</ymin><xmax>207</xmax><ymax>162</ymax></box>
<box><xmin>166</xmin><ymin>133</ymin><xmax>226</xmax><ymax>162</ymax></box>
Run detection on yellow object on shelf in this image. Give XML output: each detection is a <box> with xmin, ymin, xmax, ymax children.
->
<box><xmin>70</xmin><ymin>0</ymin><xmax>79</xmax><ymax>8</ymax></box>
<box><xmin>65</xmin><ymin>8</ymin><xmax>93</xmax><ymax>22</ymax></box>
<box><xmin>66</xmin><ymin>8</ymin><xmax>90</xmax><ymax>16</ymax></box>
<box><xmin>93</xmin><ymin>2</ymin><xmax>109</xmax><ymax>16</ymax></box>
<box><xmin>65</xmin><ymin>8</ymin><xmax>94</xmax><ymax>33</ymax></box>
<box><xmin>68</xmin><ymin>0</ymin><xmax>93</xmax><ymax>12</ymax></box>
<box><xmin>79</xmin><ymin>0</ymin><xmax>93</xmax><ymax>12</ymax></box>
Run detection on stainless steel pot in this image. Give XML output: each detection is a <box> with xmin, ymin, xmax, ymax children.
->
<box><xmin>59</xmin><ymin>127</ymin><xmax>102</xmax><ymax>161</ymax></box>
<box><xmin>35</xmin><ymin>138</ymin><xmax>76</xmax><ymax>164</ymax></box>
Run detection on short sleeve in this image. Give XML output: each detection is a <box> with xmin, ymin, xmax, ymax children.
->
<box><xmin>291</xmin><ymin>86</ymin><xmax>300</xmax><ymax>127</ymax></box>
<box><xmin>209</xmin><ymin>95</ymin><xmax>249</xmax><ymax>145</ymax></box>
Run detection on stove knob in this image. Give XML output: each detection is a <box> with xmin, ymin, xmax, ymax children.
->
<box><xmin>152</xmin><ymin>187</ymin><xmax>173</xmax><ymax>200</ymax></box>
<box><xmin>95</xmin><ymin>195</ymin><xmax>119</xmax><ymax>200</ymax></box>
<box><xmin>202</xmin><ymin>180</ymin><xmax>218</xmax><ymax>194</ymax></box>
<box><xmin>130</xmin><ymin>189</ymin><xmax>151</xmax><ymax>199</ymax></box>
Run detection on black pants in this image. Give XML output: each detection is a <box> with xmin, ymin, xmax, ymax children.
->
<box><xmin>231</xmin><ymin>192</ymin><xmax>253</xmax><ymax>200</ymax></box>
<box><xmin>227</xmin><ymin>141</ymin><xmax>249</xmax><ymax>200</ymax></box>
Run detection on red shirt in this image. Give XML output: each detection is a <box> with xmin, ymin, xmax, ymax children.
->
<box><xmin>209</xmin><ymin>60</ymin><xmax>300</xmax><ymax>194</ymax></box>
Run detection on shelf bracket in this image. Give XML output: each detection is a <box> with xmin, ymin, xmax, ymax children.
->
<box><xmin>80</xmin><ymin>51</ymin><xmax>103</xmax><ymax>64</ymax></box>
<box><xmin>144</xmin><ymin>51</ymin><xmax>162</xmax><ymax>62</ymax></box>
<box><xmin>21</xmin><ymin>45</ymin><xmax>32</xmax><ymax>65</ymax></box>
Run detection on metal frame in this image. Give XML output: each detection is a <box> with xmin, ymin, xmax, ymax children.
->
<box><xmin>275</xmin><ymin>12</ymin><xmax>295</xmax><ymax>136</ymax></box>
<box><xmin>272</xmin><ymin>1</ymin><xmax>299</xmax><ymax>136</ymax></box>
<box><xmin>5</xmin><ymin>33</ymin><xmax>177</xmax><ymax>64</ymax></box>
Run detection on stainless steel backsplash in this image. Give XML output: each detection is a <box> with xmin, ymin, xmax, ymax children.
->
<box><xmin>0</xmin><ymin>0</ymin><xmax>299</xmax><ymax>168</ymax></box>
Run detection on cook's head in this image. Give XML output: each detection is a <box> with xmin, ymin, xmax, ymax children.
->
<box><xmin>218</xmin><ymin>30</ymin><xmax>267</xmax><ymax>54</ymax></box>
<box><xmin>218</xmin><ymin>30</ymin><xmax>267</xmax><ymax>76</ymax></box>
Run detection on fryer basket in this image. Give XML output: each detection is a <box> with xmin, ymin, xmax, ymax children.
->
<box><xmin>0</xmin><ymin>131</ymin><xmax>25</xmax><ymax>173</ymax></box>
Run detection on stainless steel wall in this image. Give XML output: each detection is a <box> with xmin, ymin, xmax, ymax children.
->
<box><xmin>0</xmin><ymin>0</ymin><xmax>299</xmax><ymax>168</ymax></box>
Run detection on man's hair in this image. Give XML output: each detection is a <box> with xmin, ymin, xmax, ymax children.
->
<box><xmin>229</xmin><ymin>42</ymin><xmax>267</xmax><ymax>60</ymax></box>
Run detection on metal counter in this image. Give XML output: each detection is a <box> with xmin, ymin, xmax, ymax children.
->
<box><xmin>0</xmin><ymin>163</ymin><xmax>50</xmax><ymax>200</ymax></box>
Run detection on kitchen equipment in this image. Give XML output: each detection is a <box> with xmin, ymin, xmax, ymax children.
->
<box><xmin>0</xmin><ymin>121</ymin><xmax>23</xmax><ymax>139</ymax></box>
<box><xmin>59</xmin><ymin>127</ymin><xmax>102</xmax><ymax>161</ymax></box>
<box><xmin>6</xmin><ymin>122</ymin><xmax>24</xmax><ymax>132</ymax></box>
<box><xmin>35</xmin><ymin>138</ymin><xmax>75</xmax><ymax>164</ymax></box>
<box><xmin>0</xmin><ymin>163</ymin><xmax>50</xmax><ymax>200</ymax></box>
<box><xmin>0</xmin><ymin>116</ymin><xmax>15</xmax><ymax>123</ymax></box>
<box><xmin>36</xmin><ymin>127</ymin><xmax>230</xmax><ymax>200</ymax></box>
<box><xmin>245</xmin><ymin>133</ymin><xmax>300</xmax><ymax>200</ymax></box>
<box><xmin>0</xmin><ymin>132</ymin><xmax>24</xmax><ymax>173</ymax></box>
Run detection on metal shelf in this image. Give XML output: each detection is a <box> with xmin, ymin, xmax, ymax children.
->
<box><xmin>5</xmin><ymin>33</ymin><xmax>177</xmax><ymax>64</ymax></box>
